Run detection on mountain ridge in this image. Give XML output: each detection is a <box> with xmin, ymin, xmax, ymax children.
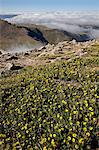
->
<box><xmin>0</xmin><ymin>19</ymin><xmax>96</xmax><ymax>53</ymax></box>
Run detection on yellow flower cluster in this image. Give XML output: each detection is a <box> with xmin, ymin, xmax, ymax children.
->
<box><xmin>0</xmin><ymin>57</ymin><xmax>98</xmax><ymax>149</ymax></box>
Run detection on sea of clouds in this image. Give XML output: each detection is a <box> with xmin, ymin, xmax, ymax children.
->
<box><xmin>6</xmin><ymin>11</ymin><xmax>99</xmax><ymax>39</ymax></box>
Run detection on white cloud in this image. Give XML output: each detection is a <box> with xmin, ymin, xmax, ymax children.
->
<box><xmin>6</xmin><ymin>11</ymin><xmax>99</xmax><ymax>39</ymax></box>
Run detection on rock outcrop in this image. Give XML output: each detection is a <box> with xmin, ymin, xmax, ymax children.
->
<box><xmin>0</xmin><ymin>39</ymin><xmax>99</xmax><ymax>76</ymax></box>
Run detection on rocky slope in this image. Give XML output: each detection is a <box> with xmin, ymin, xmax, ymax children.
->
<box><xmin>0</xmin><ymin>39</ymin><xmax>99</xmax><ymax>76</ymax></box>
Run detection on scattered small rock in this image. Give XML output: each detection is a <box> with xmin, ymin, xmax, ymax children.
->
<box><xmin>45</xmin><ymin>44</ymin><xmax>55</xmax><ymax>51</ymax></box>
<box><xmin>38</xmin><ymin>46</ymin><xmax>46</xmax><ymax>51</ymax></box>
<box><xmin>76</xmin><ymin>49</ymin><xmax>87</xmax><ymax>56</ymax></box>
<box><xmin>0</xmin><ymin>49</ymin><xmax>5</xmax><ymax>55</ymax></box>
<box><xmin>46</xmin><ymin>60</ymin><xmax>51</xmax><ymax>63</ymax></box>
<box><xmin>5</xmin><ymin>63</ymin><xmax>23</xmax><ymax>71</ymax></box>
<box><xmin>71</xmin><ymin>39</ymin><xmax>77</xmax><ymax>44</ymax></box>
<box><xmin>10</xmin><ymin>65</ymin><xmax>23</xmax><ymax>70</ymax></box>
<box><xmin>5</xmin><ymin>63</ymin><xmax>13</xmax><ymax>70</ymax></box>
<box><xmin>6</xmin><ymin>55</ymin><xmax>18</xmax><ymax>61</ymax></box>
<box><xmin>0</xmin><ymin>51</ymin><xmax>2</xmax><ymax>55</ymax></box>
<box><xmin>24</xmin><ymin>52</ymin><xmax>30</xmax><ymax>56</ymax></box>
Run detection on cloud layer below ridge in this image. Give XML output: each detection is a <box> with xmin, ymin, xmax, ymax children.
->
<box><xmin>6</xmin><ymin>11</ymin><xmax>99</xmax><ymax>39</ymax></box>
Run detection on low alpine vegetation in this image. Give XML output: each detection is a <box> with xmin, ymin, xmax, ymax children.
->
<box><xmin>0</xmin><ymin>57</ymin><xmax>98</xmax><ymax>150</ymax></box>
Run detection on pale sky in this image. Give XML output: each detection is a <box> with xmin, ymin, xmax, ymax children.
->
<box><xmin>0</xmin><ymin>0</ymin><xmax>99</xmax><ymax>13</ymax></box>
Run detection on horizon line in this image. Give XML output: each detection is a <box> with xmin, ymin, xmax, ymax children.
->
<box><xmin>0</xmin><ymin>9</ymin><xmax>99</xmax><ymax>14</ymax></box>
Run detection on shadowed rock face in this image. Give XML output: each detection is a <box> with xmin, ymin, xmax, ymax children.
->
<box><xmin>26</xmin><ymin>28</ymin><xmax>48</xmax><ymax>44</ymax></box>
<box><xmin>19</xmin><ymin>23</ymin><xmax>94</xmax><ymax>43</ymax></box>
<box><xmin>63</xmin><ymin>30</ymin><xmax>93</xmax><ymax>42</ymax></box>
